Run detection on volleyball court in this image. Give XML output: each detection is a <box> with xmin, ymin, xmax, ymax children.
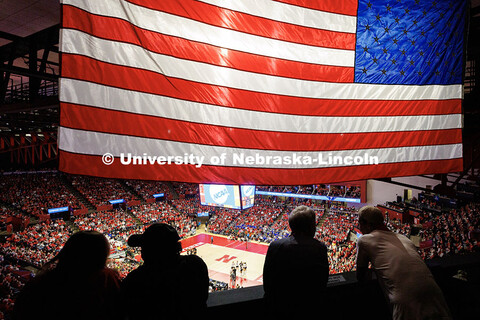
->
<box><xmin>181</xmin><ymin>233</ymin><xmax>267</xmax><ymax>288</ymax></box>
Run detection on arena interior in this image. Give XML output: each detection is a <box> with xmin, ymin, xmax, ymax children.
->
<box><xmin>1</xmin><ymin>1</ymin><xmax>480</xmax><ymax>319</ymax></box>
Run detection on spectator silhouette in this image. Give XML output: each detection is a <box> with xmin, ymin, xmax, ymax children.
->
<box><xmin>13</xmin><ymin>230</ymin><xmax>122</xmax><ymax>320</ymax></box>
<box><xmin>356</xmin><ymin>206</ymin><xmax>451</xmax><ymax>320</ymax></box>
<box><xmin>263</xmin><ymin>205</ymin><xmax>329</xmax><ymax>319</ymax></box>
<box><xmin>121</xmin><ymin>223</ymin><xmax>209</xmax><ymax>320</ymax></box>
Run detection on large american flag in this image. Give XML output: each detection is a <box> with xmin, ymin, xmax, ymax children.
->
<box><xmin>58</xmin><ymin>0</ymin><xmax>466</xmax><ymax>184</ymax></box>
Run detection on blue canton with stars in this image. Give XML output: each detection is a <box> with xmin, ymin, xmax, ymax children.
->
<box><xmin>354</xmin><ymin>0</ymin><xmax>466</xmax><ymax>85</ymax></box>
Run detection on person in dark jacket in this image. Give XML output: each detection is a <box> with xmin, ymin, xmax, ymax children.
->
<box><xmin>121</xmin><ymin>223</ymin><xmax>209</xmax><ymax>320</ymax></box>
<box><xmin>263</xmin><ymin>205</ymin><xmax>329</xmax><ymax>319</ymax></box>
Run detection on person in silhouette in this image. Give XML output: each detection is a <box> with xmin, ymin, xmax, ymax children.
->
<box><xmin>13</xmin><ymin>230</ymin><xmax>122</xmax><ymax>320</ymax></box>
<box><xmin>263</xmin><ymin>205</ymin><xmax>329</xmax><ymax>319</ymax></box>
<box><xmin>356</xmin><ymin>206</ymin><xmax>451</xmax><ymax>320</ymax></box>
<box><xmin>121</xmin><ymin>223</ymin><xmax>209</xmax><ymax>320</ymax></box>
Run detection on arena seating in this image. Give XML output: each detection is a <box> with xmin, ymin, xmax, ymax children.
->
<box><xmin>1</xmin><ymin>172</ymin><xmax>480</xmax><ymax>319</ymax></box>
<box><xmin>1</xmin><ymin>220</ymin><xmax>71</xmax><ymax>268</ymax></box>
<box><xmin>131</xmin><ymin>202</ymin><xmax>197</xmax><ymax>238</ymax></box>
<box><xmin>0</xmin><ymin>173</ymin><xmax>86</xmax><ymax>217</ymax></box>
<box><xmin>256</xmin><ymin>184</ymin><xmax>362</xmax><ymax>199</ymax></box>
<box><xmin>67</xmin><ymin>175</ymin><xmax>140</xmax><ymax>207</ymax></box>
<box><xmin>73</xmin><ymin>209</ymin><xmax>137</xmax><ymax>233</ymax></box>
<box><xmin>124</xmin><ymin>179</ymin><xmax>170</xmax><ymax>201</ymax></box>
<box><xmin>0</xmin><ymin>254</ymin><xmax>32</xmax><ymax>318</ymax></box>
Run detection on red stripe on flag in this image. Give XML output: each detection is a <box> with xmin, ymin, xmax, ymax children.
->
<box><xmin>59</xmin><ymin>150</ymin><xmax>463</xmax><ymax>185</ymax></box>
<box><xmin>273</xmin><ymin>0</ymin><xmax>358</xmax><ymax>16</ymax></box>
<box><xmin>62</xmin><ymin>6</ymin><xmax>354</xmax><ymax>83</ymax></box>
<box><xmin>60</xmin><ymin>103</ymin><xmax>463</xmax><ymax>152</ymax></box>
<box><xmin>123</xmin><ymin>0</ymin><xmax>355</xmax><ymax>49</ymax></box>
<box><xmin>61</xmin><ymin>54</ymin><xmax>461</xmax><ymax>117</ymax></box>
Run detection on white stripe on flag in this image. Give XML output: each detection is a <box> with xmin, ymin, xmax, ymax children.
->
<box><xmin>59</xmin><ymin>127</ymin><xmax>463</xmax><ymax>169</ymax></box>
<box><xmin>60</xmin><ymin>30</ymin><xmax>462</xmax><ymax>100</ymax></box>
<box><xmin>197</xmin><ymin>0</ymin><xmax>357</xmax><ymax>33</ymax></box>
<box><xmin>60</xmin><ymin>79</ymin><xmax>463</xmax><ymax>134</ymax></box>
<box><xmin>62</xmin><ymin>0</ymin><xmax>356</xmax><ymax>34</ymax></box>
<box><xmin>60</xmin><ymin>0</ymin><xmax>354</xmax><ymax>66</ymax></box>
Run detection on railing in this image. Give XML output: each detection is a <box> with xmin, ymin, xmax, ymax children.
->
<box><xmin>3</xmin><ymin>79</ymin><xmax>58</xmax><ymax>104</ymax></box>
<box><xmin>206</xmin><ymin>252</ymin><xmax>480</xmax><ymax>319</ymax></box>
<box><xmin>465</xmin><ymin>59</ymin><xmax>476</xmax><ymax>94</ymax></box>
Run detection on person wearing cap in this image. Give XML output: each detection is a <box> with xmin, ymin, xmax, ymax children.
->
<box><xmin>356</xmin><ymin>206</ymin><xmax>451</xmax><ymax>320</ymax></box>
<box><xmin>121</xmin><ymin>223</ymin><xmax>209</xmax><ymax>320</ymax></box>
<box><xmin>262</xmin><ymin>205</ymin><xmax>329</xmax><ymax>320</ymax></box>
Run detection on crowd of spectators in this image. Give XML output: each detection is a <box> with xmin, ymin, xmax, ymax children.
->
<box><xmin>0</xmin><ymin>207</ymin><xmax>26</xmax><ymax>232</ymax></box>
<box><xmin>1</xmin><ymin>173</ymin><xmax>480</xmax><ymax>318</ymax></box>
<box><xmin>124</xmin><ymin>180</ymin><xmax>170</xmax><ymax>200</ymax></box>
<box><xmin>256</xmin><ymin>185</ymin><xmax>286</xmax><ymax>193</ymax></box>
<box><xmin>0</xmin><ymin>203</ymin><xmax>198</xmax><ymax>290</ymax></box>
<box><xmin>170</xmin><ymin>196</ymin><xmax>203</xmax><ymax>216</ymax></box>
<box><xmin>105</xmin><ymin>225</ymin><xmax>144</xmax><ymax>254</ymax></box>
<box><xmin>206</xmin><ymin>207</ymin><xmax>242</xmax><ymax>235</ymax></box>
<box><xmin>313</xmin><ymin>184</ymin><xmax>329</xmax><ymax>196</ymax></box>
<box><xmin>0</xmin><ymin>173</ymin><xmax>86</xmax><ymax>216</ymax></box>
<box><xmin>231</xmin><ymin>204</ymin><xmax>284</xmax><ymax>242</ymax></box>
<box><xmin>386</xmin><ymin>219</ymin><xmax>412</xmax><ymax>237</ymax></box>
<box><xmin>328</xmin><ymin>242</ymin><xmax>357</xmax><ymax>274</ymax></box>
<box><xmin>1</xmin><ymin>220</ymin><xmax>71</xmax><ymax>268</ymax></box>
<box><xmin>256</xmin><ymin>184</ymin><xmax>362</xmax><ymax>199</ymax></box>
<box><xmin>315</xmin><ymin>205</ymin><xmax>359</xmax><ymax>274</ymax></box>
<box><xmin>383</xmin><ymin>201</ymin><xmax>408</xmax><ymax>213</ymax></box>
<box><xmin>0</xmin><ymin>255</ymin><xmax>31</xmax><ymax>319</ymax></box>
<box><xmin>418</xmin><ymin>203</ymin><xmax>480</xmax><ymax>259</ymax></box>
<box><xmin>131</xmin><ymin>202</ymin><xmax>197</xmax><ymax>238</ymax></box>
<box><xmin>346</xmin><ymin>186</ymin><xmax>361</xmax><ymax>198</ymax></box>
<box><xmin>372</xmin><ymin>192</ymin><xmax>480</xmax><ymax>260</ymax></box>
<box><xmin>106</xmin><ymin>257</ymin><xmax>141</xmax><ymax>279</ymax></box>
<box><xmin>328</xmin><ymin>185</ymin><xmax>345</xmax><ymax>197</ymax></box>
<box><xmin>171</xmin><ymin>182</ymin><xmax>198</xmax><ymax>197</ymax></box>
<box><xmin>67</xmin><ymin>175</ymin><xmax>140</xmax><ymax>206</ymax></box>
<box><xmin>73</xmin><ymin>209</ymin><xmax>137</xmax><ymax>234</ymax></box>
<box><xmin>204</xmin><ymin>196</ymin><xmax>289</xmax><ymax>242</ymax></box>
<box><xmin>317</xmin><ymin>206</ymin><xmax>358</xmax><ymax>245</ymax></box>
